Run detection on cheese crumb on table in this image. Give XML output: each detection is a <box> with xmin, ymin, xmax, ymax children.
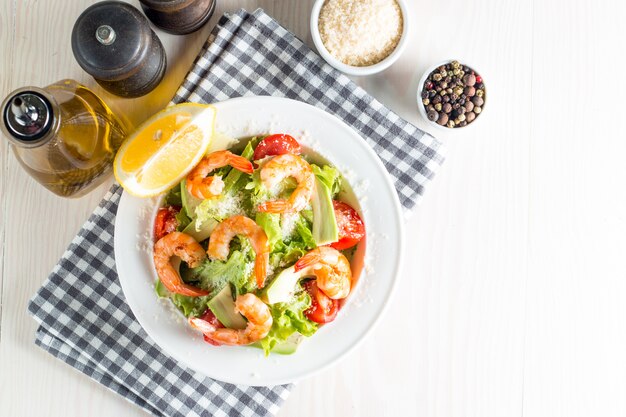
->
<box><xmin>318</xmin><ymin>0</ymin><xmax>403</xmax><ymax>66</ymax></box>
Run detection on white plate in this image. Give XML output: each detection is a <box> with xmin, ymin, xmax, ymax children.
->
<box><xmin>115</xmin><ymin>96</ymin><xmax>404</xmax><ymax>386</ymax></box>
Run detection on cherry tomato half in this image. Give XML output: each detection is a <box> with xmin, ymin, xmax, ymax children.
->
<box><xmin>253</xmin><ymin>134</ymin><xmax>301</xmax><ymax>162</ymax></box>
<box><xmin>154</xmin><ymin>206</ymin><xmax>180</xmax><ymax>241</ymax></box>
<box><xmin>330</xmin><ymin>201</ymin><xmax>365</xmax><ymax>250</ymax></box>
<box><xmin>303</xmin><ymin>280</ymin><xmax>339</xmax><ymax>324</ymax></box>
<box><xmin>199</xmin><ymin>308</ymin><xmax>224</xmax><ymax>346</ymax></box>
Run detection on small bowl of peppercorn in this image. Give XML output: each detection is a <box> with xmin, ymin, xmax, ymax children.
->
<box><xmin>417</xmin><ymin>60</ymin><xmax>486</xmax><ymax>129</ymax></box>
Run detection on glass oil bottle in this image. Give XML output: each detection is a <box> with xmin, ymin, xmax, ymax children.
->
<box><xmin>1</xmin><ymin>79</ymin><xmax>127</xmax><ymax>198</ymax></box>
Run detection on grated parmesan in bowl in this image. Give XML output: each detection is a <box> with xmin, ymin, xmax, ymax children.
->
<box><xmin>310</xmin><ymin>0</ymin><xmax>409</xmax><ymax>76</ymax></box>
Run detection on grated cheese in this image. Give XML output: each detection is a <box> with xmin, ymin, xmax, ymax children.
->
<box><xmin>318</xmin><ymin>0</ymin><xmax>403</xmax><ymax>67</ymax></box>
<box><xmin>280</xmin><ymin>212</ymin><xmax>300</xmax><ymax>240</ymax></box>
<box><xmin>205</xmin><ymin>193</ymin><xmax>244</xmax><ymax>220</ymax></box>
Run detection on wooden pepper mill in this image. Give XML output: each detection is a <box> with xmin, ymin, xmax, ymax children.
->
<box><xmin>139</xmin><ymin>0</ymin><xmax>216</xmax><ymax>35</ymax></box>
<box><xmin>71</xmin><ymin>1</ymin><xmax>167</xmax><ymax>98</ymax></box>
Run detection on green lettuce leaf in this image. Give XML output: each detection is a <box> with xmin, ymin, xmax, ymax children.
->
<box><xmin>261</xmin><ymin>213</ymin><xmax>315</xmax><ymax>272</ymax></box>
<box><xmin>244</xmin><ymin>163</ymin><xmax>272</xmax><ymax>207</ymax></box>
<box><xmin>256</xmin><ymin>212</ymin><xmax>282</xmax><ymax>250</ymax></box>
<box><xmin>258</xmin><ymin>287</ymin><xmax>317</xmax><ymax>355</ymax></box>
<box><xmin>300</xmin><ymin>209</ymin><xmax>313</xmax><ymax>224</ymax></box>
<box><xmin>155</xmin><ymin>279</ymin><xmax>210</xmax><ymax>317</ymax></box>
<box><xmin>175</xmin><ymin>209</ymin><xmax>192</xmax><ymax>231</ymax></box>
<box><xmin>181</xmin><ymin>249</ymin><xmax>254</xmax><ymax>297</ymax></box>
<box><xmin>269</xmin><ymin>242</ymin><xmax>307</xmax><ymax>270</ymax></box>
<box><xmin>294</xmin><ymin>215</ymin><xmax>316</xmax><ymax>248</ymax></box>
<box><xmin>164</xmin><ymin>185</ymin><xmax>183</xmax><ymax>206</ymax></box>
<box><xmin>194</xmin><ymin>193</ymin><xmax>245</xmax><ymax>224</ymax></box>
<box><xmin>311</xmin><ymin>164</ymin><xmax>342</xmax><ymax>197</ymax></box>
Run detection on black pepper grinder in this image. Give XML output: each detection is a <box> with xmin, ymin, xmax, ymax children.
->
<box><xmin>139</xmin><ymin>0</ymin><xmax>216</xmax><ymax>35</ymax></box>
<box><xmin>71</xmin><ymin>1</ymin><xmax>167</xmax><ymax>98</ymax></box>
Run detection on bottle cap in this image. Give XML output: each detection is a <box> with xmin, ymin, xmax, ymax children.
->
<box><xmin>1</xmin><ymin>90</ymin><xmax>53</xmax><ymax>145</ymax></box>
<box><xmin>71</xmin><ymin>1</ymin><xmax>166</xmax><ymax>97</ymax></box>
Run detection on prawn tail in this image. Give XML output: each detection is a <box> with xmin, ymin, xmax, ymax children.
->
<box><xmin>174</xmin><ymin>284</ymin><xmax>210</xmax><ymax>297</ymax></box>
<box><xmin>254</xmin><ymin>252</ymin><xmax>269</xmax><ymax>289</ymax></box>
<box><xmin>209</xmin><ymin>329</ymin><xmax>243</xmax><ymax>345</ymax></box>
<box><xmin>188</xmin><ymin>317</ymin><xmax>224</xmax><ymax>346</ymax></box>
<box><xmin>189</xmin><ymin>317</ymin><xmax>216</xmax><ymax>334</ymax></box>
<box><xmin>156</xmin><ymin>263</ymin><xmax>209</xmax><ymax>297</ymax></box>
<box><xmin>186</xmin><ymin>180</ymin><xmax>203</xmax><ymax>199</ymax></box>
<box><xmin>257</xmin><ymin>199</ymin><xmax>291</xmax><ymax>213</ymax></box>
<box><xmin>294</xmin><ymin>250</ymin><xmax>321</xmax><ymax>272</ymax></box>
<box><xmin>228</xmin><ymin>155</ymin><xmax>254</xmax><ymax>174</ymax></box>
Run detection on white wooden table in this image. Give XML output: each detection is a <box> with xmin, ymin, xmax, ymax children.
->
<box><xmin>2</xmin><ymin>1</ymin><xmax>626</xmax><ymax>416</ymax></box>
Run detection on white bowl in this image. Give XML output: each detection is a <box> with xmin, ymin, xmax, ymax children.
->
<box><xmin>114</xmin><ymin>96</ymin><xmax>404</xmax><ymax>386</ymax></box>
<box><xmin>310</xmin><ymin>0</ymin><xmax>409</xmax><ymax>76</ymax></box>
<box><xmin>417</xmin><ymin>60</ymin><xmax>487</xmax><ymax>131</ymax></box>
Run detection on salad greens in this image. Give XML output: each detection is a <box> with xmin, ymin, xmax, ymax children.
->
<box><xmin>155</xmin><ymin>279</ymin><xmax>210</xmax><ymax>317</ymax></box>
<box><xmin>258</xmin><ymin>287</ymin><xmax>318</xmax><ymax>354</ymax></box>
<box><xmin>312</xmin><ymin>164</ymin><xmax>342</xmax><ymax>197</ymax></box>
<box><xmin>157</xmin><ymin>136</ymin><xmax>344</xmax><ymax>355</ymax></box>
<box><xmin>255</xmin><ymin>212</ymin><xmax>282</xmax><ymax>250</ymax></box>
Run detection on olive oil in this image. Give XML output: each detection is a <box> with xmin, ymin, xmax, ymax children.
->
<box><xmin>1</xmin><ymin>79</ymin><xmax>127</xmax><ymax>198</ymax></box>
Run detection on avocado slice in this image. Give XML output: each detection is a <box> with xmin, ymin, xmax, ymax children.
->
<box><xmin>251</xmin><ymin>332</ymin><xmax>304</xmax><ymax>355</ymax></box>
<box><xmin>271</xmin><ymin>333</ymin><xmax>304</xmax><ymax>354</ymax></box>
<box><xmin>180</xmin><ymin>179</ymin><xmax>204</xmax><ymax>219</ymax></box>
<box><xmin>264</xmin><ymin>265</ymin><xmax>314</xmax><ymax>305</ymax></box>
<box><xmin>311</xmin><ymin>176</ymin><xmax>338</xmax><ymax>246</ymax></box>
<box><xmin>208</xmin><ymin>285</ymin><xmax>247</xmax><ymax>329</ymax></box>
<box><xmin>182</xmin><ymin>217</ymin><xmax>217</xmax><ymax>243</ymax></box>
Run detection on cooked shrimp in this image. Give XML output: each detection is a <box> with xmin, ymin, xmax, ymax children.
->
<box><xmin>207</xmin><ymin>215</ymin><xmax>270</xmax><ymax>289</ymax></box>
<box><xmin>153</xmin><ymin>232</ymin><xmax>209</xmax><ymax>297</ymax></box>
<box><xmin>256</xmin><ymin>154</ymin><xmax>315</xmax><ymax>214</ymax></box>
<box><xmin>188</xmin><ymin>293</ymin><xmax>272</xmax><ymax>345</ymax></box>
<box><xmin>295</xmin><ymin>247</ymin><xmax>352</xmax><ymax>299</ymax></box>
<box><xmin>186</xmin><ymin>150</ymin><xmax>253</xmax><ymax>199</ymax></box>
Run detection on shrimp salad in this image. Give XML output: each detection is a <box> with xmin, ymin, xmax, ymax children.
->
<box><xmin>153</xmin><ymin>134</ymin><xmax>365</xmax><ymax>355</ymax></box>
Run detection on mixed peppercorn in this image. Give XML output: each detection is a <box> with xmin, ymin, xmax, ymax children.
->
<box><xmin>421</xmin><ymin>61</ymin><xmax>486</xmax><ymax>128</ymax></box>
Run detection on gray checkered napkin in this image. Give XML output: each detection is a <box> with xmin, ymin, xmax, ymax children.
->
<box><xmin>28</xmin><ymin>8</ymin><xmax>444</xmax><ymax>417</ymax></box>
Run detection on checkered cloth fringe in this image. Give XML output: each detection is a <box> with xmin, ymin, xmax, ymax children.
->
<box><xmin>28</xmin><ymin>9</ymin><xmax>444</xmax><ymax>417</ymax></box>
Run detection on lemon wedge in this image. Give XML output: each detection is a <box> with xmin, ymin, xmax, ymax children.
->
<box><xmin>114</xmin><ymin>103</ymin><xmax>216</xmax><ymax>197</ymax></box>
